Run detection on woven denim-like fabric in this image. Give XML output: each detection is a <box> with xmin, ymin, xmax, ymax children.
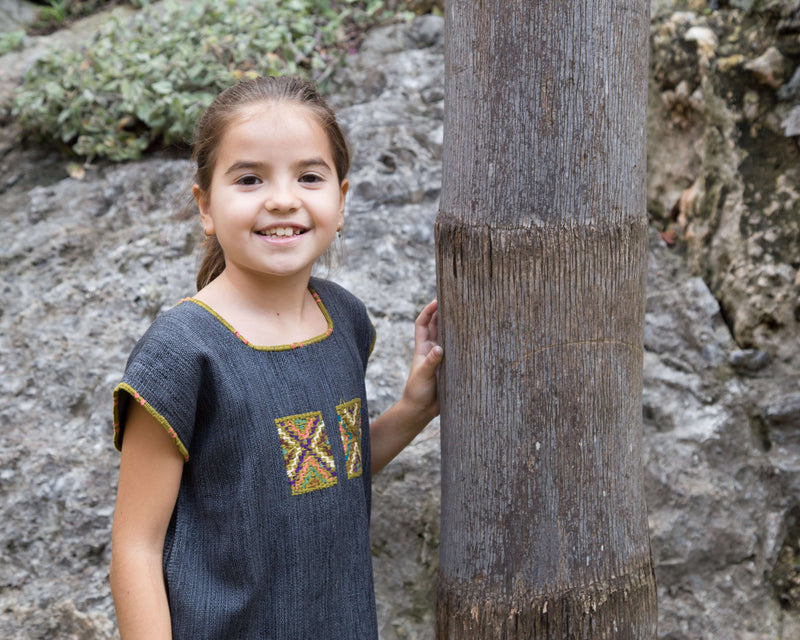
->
<box><xmin>114</xmin><ymin>278</ymin><xmax>378</xmax><ymax>639</ymax></box>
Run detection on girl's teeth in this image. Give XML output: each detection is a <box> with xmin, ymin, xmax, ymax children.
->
<box><xmin>262</xmin><ymin>227</ymin><xmax>299</xmax><ymax>237</ymax></box>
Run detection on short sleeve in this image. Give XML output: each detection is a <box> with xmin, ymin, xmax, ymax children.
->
<box><xmin>112</xmin><ymin>308</ymin><xmax>203</xmax><ymax>461</ymax></box>
<box><xmin>366</xmin><ymin>318</ymin><xmax>377</xmax><ymax>362</ymax></box>
<box><xmin>353</xmin><ymin>296</ymin><xmax>376</xmax><ymax>370</ymax></box>
<box><xmin>309</xmin><ymin>277</ymin><xmax>375</xmax><ymax>371</ymax></box>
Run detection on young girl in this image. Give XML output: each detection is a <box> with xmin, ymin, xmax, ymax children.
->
<box><xmin>110</xmin><ymin>76</ymin><xmax>442</xmax><ymax>640</ymax></box>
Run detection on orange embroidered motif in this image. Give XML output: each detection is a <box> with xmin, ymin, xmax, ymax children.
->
<box><xmin>275</xmin><ymin>411</ymin><xmax>337</xmax><ymax>495</ymax></box>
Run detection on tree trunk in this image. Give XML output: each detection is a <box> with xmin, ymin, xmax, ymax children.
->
<box><xmin>435</xmin><ymin>1</ymin><xmax>657</xmax><ymax>638</ymax></box>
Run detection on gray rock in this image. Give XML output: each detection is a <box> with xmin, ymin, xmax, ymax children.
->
<box><xmin>730</xmin><ymin>348</ymin><xmax>772</xmax><ymax>372</ymax></box>
<box><xmin>403</xmin><ymin>13</ymin><xmax>444</xmax><ymax>50</ymax></box>
<box><xmin>777</xmin><ymin>67</ymin><xmax>800</xmax><ymax>101</ymax></box>
<box><xmin>782</xmin><ymin>105</ymin><xmax>800</xmax><ymax>137</ymax></box>
<box><xmin>0</xmin><ymin>0</ymin><xmax>37</xmax><ymax>33</ymax></box>
<box><xmin>729</xmin><ymin>0</ymin><xmax>759</xmax><ymax>11</ymax></box>
<box><xmin>643</xmin><ymin>229</ymin><xmax>797</xmax><ymax>639</ymax></box>
<box><xmin>744</xmin><ymin>46</ymin><xmax>790</xmax><ymax>89</ymax></box>
<box><xmin>763</xmin><ymin>393</ymin><xmax>800</xmax><ymax>430</ymax></box>
<box><xmin>650</xmin><ymin>8</ymin><xmax>800</xmax><ymax>369</ymax></box>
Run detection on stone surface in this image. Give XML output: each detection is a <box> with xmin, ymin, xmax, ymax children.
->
<box><xmin>745</xmin><ymin>46</ymin><xmax>791</xmax><ymax>89</ymax></box>
<box><xmin>778</xmin><ymin>67</ymin><xmax>800</xmax><ymax>101</ymax></box>
<box><xmin>648</xmin><ymin>6</ymin><xmax>800</xmax><ymax>370</ymax></box>
<box><xmin>0</xmin><ymin>0</ymin><xmax>37</xmax><ymax>33</ymax></box>
<box><xmin>644</xmin><ymin>229</ymin><xmax>800</xmax><ymax>639</ymax></box>
<box><xmin>782</xmin><ymin>104</ymin><xmax>800</xmax><ymax>136</ymax></box>
<box><xmin>1</xmin><ymin>3</ymin><xmax>800</xmax><ymax>640</ymax></box>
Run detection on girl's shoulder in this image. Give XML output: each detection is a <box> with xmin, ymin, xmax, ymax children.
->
<box><xmin>310</xmin><ymin>277</ymin><xmax>376</xmax><ymax>362</ymax></box>
<box><xmin>143</xmin><ymin>298</ymin><xmax>206</xmax><ymax>335</ymax></box>
<box><xmin>128</xmin><ymin>298</ymin><xmax>219</xmax><ymax>361</ymax></box>
<box><xmin>309</xmin><ymin>277</ymin><xmax>369</xmax><ymax>321</ymax></box>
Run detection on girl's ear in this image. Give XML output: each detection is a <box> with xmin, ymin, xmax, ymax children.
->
<box><xmin>193</xmin><ymin>184</ymin><xmax>214</xmax><ymax>236</ymax></box>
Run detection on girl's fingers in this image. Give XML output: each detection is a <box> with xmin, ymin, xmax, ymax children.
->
<box><xmin>428</xmin><ymin>345</ymin><xmax>443</xmax><ymax>366</ymax></box>
<box><xmin>415</xmin><ymin>299</ymin><xmax>439</xmax><ymax>345</ymax></box>
<box><xmin>428</xmin><ymin>309</ymin><xmax>439</xmax><ymax>343</ymax></box>
<box><xmin>415</xmin><ymin>299</ymin><xmax>438</xmax><ymax>326</ymax></box>
<box><xmin>417</xmin><ymin>345</ymin><xmax>443</xmax><ymax>377</ymax></box>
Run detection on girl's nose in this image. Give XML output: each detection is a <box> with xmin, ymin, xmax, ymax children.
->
<box><xmin>264</xmin><ymin>181</ymin><xmax>300</xmax><ymax>213</ymax></box>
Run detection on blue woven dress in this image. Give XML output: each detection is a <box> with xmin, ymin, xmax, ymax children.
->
<box><xmin>113</xmin><ymin>278</ymin><xmax>378</xmax><ymax>639</ymax></box>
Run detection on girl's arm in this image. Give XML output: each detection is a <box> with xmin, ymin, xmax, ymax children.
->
<box><xmin>110</xmin><ymin>401</ymin><xmax>184</xmax><ymax>640</ymax></box>
<box><xmin>370</xmin><ymin>299</ymin><xmax>443</xmax><ymax>473</ymax></box>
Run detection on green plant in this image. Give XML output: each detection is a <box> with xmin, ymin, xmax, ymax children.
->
<box><xmin>33</xmin><ymin>0</ymin><xmax>71</xmax><ymax>32</ymax></box>
<box><xmin>30</xmin><ymin>1</ymin><xmax>150</xmax><ymax>34</ymax></box>
<box><xmin>0</xmin><ymin>29</ymin><xmax>25</xmax><ymax>55</ymax></box>
<box><xmin>42</xmin><ymin>0</ymin><xmax>69</xmax><ymax>20</ymax></box>
<box><xmin>13</xmin><ymin>0</ymin><xmax>399</xmax><ymax>161</ymax></box>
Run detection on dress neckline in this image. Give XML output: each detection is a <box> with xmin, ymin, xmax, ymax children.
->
<box><xmin>183</xmin><ymin>284</ymin><xmax>334</xmax><ymax>351</ymax></box>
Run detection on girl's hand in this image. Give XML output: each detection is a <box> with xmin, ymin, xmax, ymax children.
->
<box><xmin>401</xmin><ymin>299</ymin><xmax>443</xmax><ymax>421</ymax></box>
<box><xmin>369</xmin><ymin>299</ymin><xmax>443</xmax><ymax>473</ymax></box>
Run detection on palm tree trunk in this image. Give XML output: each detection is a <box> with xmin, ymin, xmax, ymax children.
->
<box><xmin>435</xmin><ymin>1</ymin><xmax>658</xmax><ymax>637</ymax></box>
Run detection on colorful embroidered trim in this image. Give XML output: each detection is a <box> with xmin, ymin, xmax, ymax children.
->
<box><xmin>336</xmin><ymin>399</ymin><xmax>363</xmax><ymax>479</ymax></box>
<box><xmin>183</xmin><ymin>285</ymin><xmax>334</xmax><ymax>351</ymax></box>
<box><xmin>275</xmin><ymin>411</ymin><xmax>338</xmax><ymax>496</ymax></box>
<box><xmin>112</xmin><ymin>382</ymin><xmax>190</xmax><ymax>461</ymax></box>
<box><xmin>368</xmin><ymin>323</ymin><xmax>377</xmax><ymax>358</ymax></box>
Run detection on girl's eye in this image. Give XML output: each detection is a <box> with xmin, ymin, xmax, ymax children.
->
<box><xmin>237</xmin><ymin>175</ymin><xmax>261</xmax><ymax>186</ymax></box>
<box><xmin>299</xmin><ymin>173</ymin><xmax>323</xmax><ymax>184</ymax></box>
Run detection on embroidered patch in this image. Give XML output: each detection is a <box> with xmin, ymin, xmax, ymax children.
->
<box><xmin>275</xmin><ymin>411</ymin><xmax>337</xmax><ymax>496</ymax></box>
<box><xmin>336</xmin><ymin>399</ymin><xmax>363</xmax><ymax>479</ymax></box>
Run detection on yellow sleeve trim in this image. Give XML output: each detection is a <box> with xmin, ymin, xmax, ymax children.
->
<box><xmin>112</xmin><ymin>382</ymin><xmax>190</xmax><ymax>462</ymax></box>
<box><xmin>368</xmin><ymin>322</ymin><xmax>377</xmax><ymax>358</ymax></box>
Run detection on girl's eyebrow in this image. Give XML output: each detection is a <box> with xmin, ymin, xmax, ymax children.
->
<box><xmin>224</xmin><ymin>158</ymin><xmax>332</xmax><ymax>176</ymax></box>
<box><xmin>224</xmin><ymin>160</ymin><xmax>262</xmax><ymax>176</ymax></box>
<box><xmin>297</xmin><ymin>157</ymin><xmax>333</xmax><ymax>172</ymax></box>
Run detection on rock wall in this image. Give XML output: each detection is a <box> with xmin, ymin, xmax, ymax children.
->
<box><xmin>648</xmin><ymin>2</ymin><xmax>800</xmax><ymax>368</ymax></box>
<box><xmin>644</xmin><ymin>3</ymin><xmax>800</xmax><ymax>637</ymax></box>
<box><xmin>1</xmin><ymin>3</ymin><xmax>799</xmax><ymax>639</ymax></box>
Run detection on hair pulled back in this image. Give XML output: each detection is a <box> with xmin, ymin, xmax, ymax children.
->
<box><xmin>193</xmin><ymin>76</ymin><xmax>350</xmax><ymax>291</ymax></box>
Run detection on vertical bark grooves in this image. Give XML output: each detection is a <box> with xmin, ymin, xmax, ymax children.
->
<box><xmin>442</xmin><ymin>0</ymin><xmax>650</xmax><ymax>228</ymax></box>
<box><xmin>435</xmin><ymin>220</ymin><xmax>657</xmax><ymax>637</ymax></box>
<box><xmin>438</xmin><ymin>0</ymin><xmax>655</xmax><ymax>635</ymax></box>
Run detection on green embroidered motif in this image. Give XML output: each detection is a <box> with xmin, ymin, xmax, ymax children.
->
<box><xmin>275</xmin><ymin>411</ymin><xmax>337</xmax><ymax>496</ymax></box>
<box><xmin>336</xmin><ymin>399</ymin><xmax>363</xmax><ymax>479</ymax></box>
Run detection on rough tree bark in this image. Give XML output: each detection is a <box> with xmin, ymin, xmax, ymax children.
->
<box><xmin>435</xmin><ymin>1</ymin><xmax>657</xmax><ymax>638</ymax></box>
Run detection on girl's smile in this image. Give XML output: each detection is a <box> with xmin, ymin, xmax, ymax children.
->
<box><xmin>256</xmin><ymin>225</ymin><xmax>308</xmax><ymax>239</ymax></box>
<box><xmin>194</xmin><ymin>103</ymin><xmax>348</xmax><ymax>284</ymax></box>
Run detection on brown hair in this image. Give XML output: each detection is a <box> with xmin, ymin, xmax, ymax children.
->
<box><xmin>193</xmin><ymin>76</ymin><xmax>351</xmax><ymax>291</ymax></box>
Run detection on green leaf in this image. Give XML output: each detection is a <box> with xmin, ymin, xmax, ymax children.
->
<box><xmin>150</xmin><ymin>80</ymin><xmax>173</xmax><ymax>95</ymax></box>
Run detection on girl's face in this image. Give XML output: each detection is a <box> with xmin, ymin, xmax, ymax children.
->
<box><xmin>194</xmin><ymin>103</ymin><xmax>348</xmax><ymax>285</ymax></box>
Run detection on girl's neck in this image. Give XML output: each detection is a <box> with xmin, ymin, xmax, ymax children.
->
<box><xmin>217</xmin><ymin>267</ymin><xmax>310</xmax><ymax>314</ymax></box>
<box><xmin>193</xmin><ymin>267</ymin><xmax>328</xmax><ymax>347</ymax></box>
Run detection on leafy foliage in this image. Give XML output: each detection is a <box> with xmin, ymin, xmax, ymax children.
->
<box><xmin>0</xmin><ymin>30</ymin><xmax>25</xmax><ymax>55</ymax></box>
<box><xmin>29</xmin><ymin>0</ymin><xmax>148</xmax><ymax>34</ymax></box>
<box><xmin>12</xmin><ymin>0</ymin><xmax>401</xmax><ymax>161</ymax></box>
